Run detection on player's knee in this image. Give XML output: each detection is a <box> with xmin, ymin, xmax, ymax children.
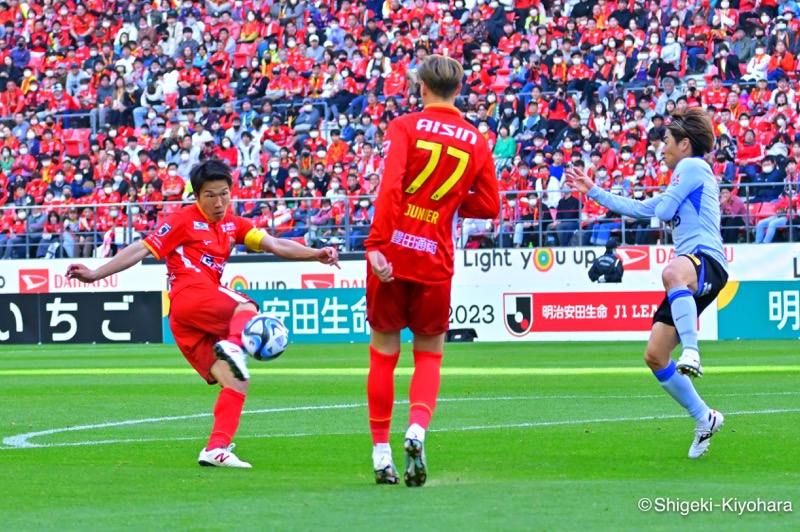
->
<box><xmin>661</xmin><ymin>263</ymin><xmax>686</xmax><ymax>289</ymax></box>
<box><xmin>644</xmin><ymin>345</ymin><xmax>669</xmax><ymax>371</ymax></box>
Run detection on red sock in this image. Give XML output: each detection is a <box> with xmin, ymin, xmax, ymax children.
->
<box><xmin>409</xmin><ymin>350</ymin><xmax>443</xmax><ymax>430</ymax></box>
<box><xmin>367</xmin><ymin>346</ymin><xmax>399</xmax><ymax>445</ymax></box>
<box><xmin>227</xmin><ymin>310</ymin><xmax>258</xmax><ymax>347</ymax></box>
<box><xmin>207</xmin><ymin>387</ymin><xmax>246</xmax><ymax>450</ymax></box>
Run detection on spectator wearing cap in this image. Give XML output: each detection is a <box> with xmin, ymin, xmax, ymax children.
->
<box><xmin>294</xmin><ymin>99</ymin><xmax>322</xmax><ymax>136</ymax></box>
<box><xmin>10</xmin><ymin>37</ymin><xmax>29</xmax><ymax>68</ymax></box>
<box><xmin>65</xmin><ymin>62</ymin><xmax>90</xmax><ymax>97</ymax></box>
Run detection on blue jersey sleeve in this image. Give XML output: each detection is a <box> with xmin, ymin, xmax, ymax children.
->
<box><xmin>654</xmin><ymin>161</ymin><xmax>703</xmax><ymax>221</ymax></box>
<box><xmin>587</xmin><ymin>185</ymin><xmax>664</xmax><ymax>219</ymax></box>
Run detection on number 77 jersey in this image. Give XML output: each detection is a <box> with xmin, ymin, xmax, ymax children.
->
<box><xmin>365</xmin><ymin>104</ymin><xmax>500</xmax><ymax>284</ymax></box>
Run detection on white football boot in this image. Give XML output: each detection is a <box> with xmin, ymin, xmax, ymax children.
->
<box><xmin>198</xmin><ymin>443</ymin><xmax>252</xmax><ymax>468</ymax></box>
<box><xmin>689</xmin><ymin>410</ymin><xmax>724</xmax><ymax>459</ymax></box>
<box><xmin>676</xmin><ymin>348</ymin><xmax>703</xmax><ymax>378</ymax></box>
<box><xmin>373</xmin><ymin>449</ymin><xmax>399</xmax><ymax>485</ymax></box>
<box><xmin>213</xmin><ymin>340</ymin><xmax>250</xmax><ymax>381</ymax></box>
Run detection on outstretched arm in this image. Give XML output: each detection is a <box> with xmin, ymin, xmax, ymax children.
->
<box><xmin>255</xmin><ymin>231</ymin><xmax>339</xmax><ymax>268</ymax></box>
<box><xmin>66</xmin><ymin>241</ymin><xmax>152</xmax><ymax>282</ymax></box>
<box><xmin>566</xmin><ymin>167</ymin><xmax>664</xmax><ymax>220</ymax></box>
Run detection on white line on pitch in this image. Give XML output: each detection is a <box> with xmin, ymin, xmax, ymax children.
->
<box><xmin>2</xmin><ymin>391</ymin><xmax>799</xmax><ymax>450</ymax></box>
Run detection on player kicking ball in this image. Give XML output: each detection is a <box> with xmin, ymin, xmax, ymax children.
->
<box><xmin>364</xmin><ymin>54</ymin><xmax>500</xmax><ymax>486</ymax></box>
<box><xmin>567</xmin><ymin>108</ymin><xmax>729</xmax><ymax>459</ymax></box>
<box><xmin>66</xmin><ymin>159</ymin><xmax>338</xmax><ymax>468</ymax></box>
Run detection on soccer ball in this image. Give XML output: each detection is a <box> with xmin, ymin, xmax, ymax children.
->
<box><xmin>241</xmin><ymin>314</ymin><xmax>289</xmax><ymax>361</ymax></box>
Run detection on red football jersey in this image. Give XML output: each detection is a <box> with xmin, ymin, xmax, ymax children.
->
<box><xmin>143</xmin><ymin>204</ymin><xmax>260</xmax><ymax>297</ymax></box>
<box><xmin>365</xmin><ymin>104</ymin><xmax>500</xmax><ymax>284</ymax></box>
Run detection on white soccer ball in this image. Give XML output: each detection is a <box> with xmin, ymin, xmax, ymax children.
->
<box><xmin>241</xmin><ymin>314</ymin><xmax>289</xmax><ymax>361</ymax></box>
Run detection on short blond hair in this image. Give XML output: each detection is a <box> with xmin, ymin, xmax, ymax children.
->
<box><xmin>417</xmin><ymin>54</ymin><xmax>463</xmax><ymax>99</ymax></box>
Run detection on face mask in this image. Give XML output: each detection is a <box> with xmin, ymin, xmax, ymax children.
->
<box><xmin>598</xmin><ymin>169</ymin><xmax>608</xmax><ymax>177</ymax></box>
<box><xmin>341</xmin><ymin>71</ymin><xmax>350</xmax><ymax>78</ymax></box>
<box><xmin>504</xmin><ymin>108</ymin><xmax>513</xmax><ymax>115</ymax></box>
<box><xmin>287</xmin><ymin>40</ymin><xmax>296</xmax><ymax>48</ymax></box>
<box><xmin>114</xmin><ymin>174</ymin><xmax>125</xmax><ymax>184</ymax></box>
<box><xmin>74</xmin><ymin>175</ymin><xmax>83</xmax><ymax>184</ymax></box>
<box><xmin>243</xmin><ymin>179</ymin><xmax>254</xmax><ymax>187</ymax></box>
<box><xmin>649</xmin><ymin>51</ymin><xmax>659</xmax><ymax>59</ymax></box>
<box><xmin>761</xmin><ymin>16</ymin><xmax>769</xmax><ymax>24</ymax></box>
<box><xmin>573</xmin><ymin>58</ymin><xmax>582</xmax><ymax>65</ymax></box>
<box><xmin>534</xmin><ymin>139</ymin><xmax>544</xmax><ymax>147</ymax></box>
<box><xmin>481</xmin><ymin>46</ymin><xmax>491</xmax><ymax>54</ymax></box>
<box><xmin>721</xmin><ymin>0</ymin><xmax>729</xmax><ymax>7</ymax></box>
<box><xmin>671</xmin><ymin>20</ymin><xmax>679</xmax><ymax>27</ymax></box>
<box><xmin>763</xmin><ymin>165</ymin><xmax>774</xmax><ymax>173</ymax></box>
<box><xmin>55</xmin><ymin>174</ymin><xmax>65</xmax><ymax>183</ymax></box>
<box><xmin>564</xmin><ymin>141</ymin><xmax>573</xmax><ymax>149</ymax></box>
<box><xmin>307</xmin><ymin>182</ymin><xmax>316</xmax><ymax>189</ymax></box>
<box><xmin>109</xmin><ymin>130</ymin><xmax>117</xmax><ymax>138</ymax></box>
<box><xmin>756</xmin><ymin>48</ymin><xmax>765</xmax><ymax>55</ymax></box>
<box><xmin>268</xmin><ymin>161</ymin><xmax>280</xmax><ymax>169</ymax></box>
<box><xmin>583</xmin><ymin>143</ymin><xmax>592</xmax><ymax>151</ymax></box>
<box><xmin>109</xmin><ymin>210</ymin><xmax>119</xmax><ymax>218</ymax></box>
<box><xmin>42</xmin><ymin>161</ymin><xmax>51</xmax><ymax>167</ymax></box>
<box><xmin>635</xmin><ymin>169</ymin><xmax>645</xmax><ymax>178</ymax></box>
<box><xmin>168</xmin><ymin>169</ymin><xmax>177</xmax><ymax>176</ymax></box>
<box><xmin>650</xmin><ymin>36</ymin><xmax>659</xmax><ymax>44</ymax></box>
<box><xmin>456</xmin><ymin>1</ymin><xmax>464</xmax><ymax>7</ymax></box>
<box><xmin>317</xmin><ymin>151</ymin><xmax>326</xmax><ymax>158</ymax></box>
<box><xmin>338</xmin><ymin>118</ymin><xmax>348</xmax><ymax>127</ymax></box>
<box><xmin>104</xmin><ymin>187</ymin><xmax>113</xmax><ymax>194</ymax></box>
<box><xmin>18</xmin><ymin>212</ymin><xmax>27</xmax><ymax>221</ymax></box>
<box><xmin>180</xmin><ymin>153</ymin><xmax>189</xmax><ymax>161</ymax></box>
<box><xmin>359</xmin><ymin>200</ymin><xmax>370</xmax><ymax>208</ymax></box>
<box><xmin>616</xmin><ymin>56</ymin><xmax>625</xmax><ymax>64</ymax></box>
<box><xmin>666</xmin><ymin>37</ymin><xmax>676</xmax><ymax>44</ymax></box>
<box><xmin>660</xmin><ymin>165</ymin><xmax>668</xmax><ymax>172</ymax></box>
<box><xmin>488</xmin><ymin>95</ymin><xmax>497</xmax><ymax>103</ymax></box>
<box><xmin>331</xmin><ymin>182</ymin><xmax>340</xmax><ymax>190</ymax></box>
<box><xmin>624</xmin><ymin>40</ymin><xmax>633</xmax><ymax>48</ymax></box>
<box><xmin>621</xmin><ymin>153</ymin><xmax>632</xmax><ymax>161</ymax></box>
<box><xmin>269</xmin><ymin>44</ymin><xmax>277</xmax><ymax>50</ymax></box>
<box><xmin>612</xmin><ymin>125</ymin><xmax>621</xmax><ymax>132</ymax></box>
<box><xmin>248</xmin><ymin>14</ymin><xmax>255</xmax><ymax>21</ymax></box>
<box><xmin>519</xmin><ymin>169</ymin><xmax>529</xmax><ymax>177</ymax></box>
<box><xmin>778</xmin><ymin>119</ymin><xmax>786</xmax><ymax>126</ymax></box>
<box><xmin>615</xmin><ymin>103</ymin><xmax>624</xmax><ymax>111</ymax></box>
<box><xmin>472</xmin><ymin>65</ymin><xmax>481</xmax><ymax>72</ymax></box>
<box><xmin>20</xmin><ymin>147</ymin><xmax>28</xmax><ymax>154</ymax></box>
<box><xmin>553</xmin><ymin>57</ymin><xmax>562</xmax><ymax>64</ymax></box>
<box><xmin>310</xmin><ymin>131</ymin><xmax>319</xmax><ymax>138</ymax></box>
<box><xmin>479</xmin><ymin>125</ymin><xmax>489</xmax><ymax>133</ymax></box>
<box><xmin>45</xmin><ymin>70</ymin><xmax>54</xmax><ymax>77</ymax></box>
<box><xmin>740</xmin><ymin>119</ymin><xmax>750</xmax><ymax>127</ymax></box>
<box><xmin>534</xmin><ymin>155</ymin><xmax>544</xmax><ymax>164</ymax></box>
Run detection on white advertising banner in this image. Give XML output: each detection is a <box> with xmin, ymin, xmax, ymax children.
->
<box><xmin>2</xmin><ymin>244</ymin><xmax>795</xmax><ymax>295</ymax></box>
<box><xmin>1</xmin><ymin>244</ymin><xmax>795</xmax><ymax>342</ymax></box>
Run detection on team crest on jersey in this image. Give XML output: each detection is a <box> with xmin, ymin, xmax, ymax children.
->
<box><xmin>194</xmin><ymin>221</ymin><xmax>209</xmax><ymax>231</ymax></box>
<box><xmin>221</xmin><ymin>222</ymin><xmax>236</xmax><ymax>232</ymax></box>
<box><xmin>155</xmin><ymin>223</ymin><xmax>172</xmax><ymax>237</ymax></box>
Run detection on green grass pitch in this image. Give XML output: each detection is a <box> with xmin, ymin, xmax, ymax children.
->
<box><xmin>1</xmin><ymin>341</ymin><xmax>798</xmax><ymax>531</ymax></box>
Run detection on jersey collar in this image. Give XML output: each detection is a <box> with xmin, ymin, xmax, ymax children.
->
<box><xmin>424</xmin><ymin>103</ymin><xmax>461</xmax><ymax>115</ymax></box>
<box><xmin>194</xmin><ymin>202</ymin><xmax>214</xmax><ymax>222</ymax></box>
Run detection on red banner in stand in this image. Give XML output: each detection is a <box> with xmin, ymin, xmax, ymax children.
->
<box><xmin>532</xmin><ymin>292</ymin><xmax>666</xmax><ymax>332</ymax></box>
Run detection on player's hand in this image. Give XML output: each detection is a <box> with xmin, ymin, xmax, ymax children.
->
<box><xmin>66</xmin><ymin>263</ymin><xmax>98</xmax><ymax>283</ymax></box>
<box><xmin>317</xmin><ymin>247</ymin><xmax>340</xmax><ymax>269</ymax></box>
<box><xmin>367</xmin><ymin>250</ymin><xmax>394</xmax><ymax>283</ymax></box>
<box><xmin>565</xmin><ymin>166</ymin><xmax>594</xmax><ymax>195</ymax></box>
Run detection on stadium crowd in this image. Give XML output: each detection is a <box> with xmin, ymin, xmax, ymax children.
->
<box><xmin>2</xmin><ymin>0</ymin><xmax>800</xmax><ymax>259</ymax></box>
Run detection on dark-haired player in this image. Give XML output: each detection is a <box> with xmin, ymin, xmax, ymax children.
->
<box><xmin>568</xmin><ymin>107</ymin><xmax>728</xmax><ymax>459</ymax></box>
<box><xmin>364</xmin><ymin>54</ymin><xmax>500</xmax><ymax>486</ymax></box>
<box><xmin>67</xmin><ymin>159</ymin><xmax>339</xmax><ymax>468</ymax></box>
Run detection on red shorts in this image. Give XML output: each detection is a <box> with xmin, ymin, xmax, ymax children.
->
<box><xmin>366</xmin><ymin>269</ymin><xmax>451</xmax><ymax>336</ymax></box>
<box><xmin>169</xmin><ymin>284</ymin><xmax>257</xmax><ymax>384</ymax></box>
